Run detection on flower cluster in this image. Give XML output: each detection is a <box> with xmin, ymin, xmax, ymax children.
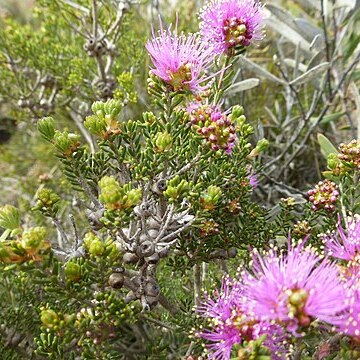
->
<box><xmin>145</xmin><ymin>20</ymin><xmax>215</xmax><ymax>94</ymax></box>
<box><xmin>338</xmin><ymin>139</ymin><xmax>360</xmax><ymax>170</ymax></box>
<box><xmin>324</xmin><ymin>215</ymin><xmax>360</xmax><ymax>275</ymax></box>
<box><xmin>322</xmin><ymin>216</ymin><xmax>360</xmax><ymax>338</ymax></box>
<box><xmin>243</xmin><ymin>242</ymin><xmax>347</xmax><ymax>334</ymax></box>
<box><xmin>196</xmin><ymin>277</ymin><xmax>287</xmax><ymax>359</ymax></box>
<box><xmin>0</xmin><ymin>227</ymin><xmax>51</xmax><ymax>264</ymax></box>
<box><xmin>199</xmin><ymin>0</ymin><xmax>265</xmax><ymax>55</ymax></box>
<box><xmin>197</xmin><ymin>240</ymin><xmax>352</xmax><ymax>358</ymax></box>
<box><xmin>187</xmin><ymin>102</ymin><xmax>237</xmax><ymax>153</ymax></box>
<box><xmin>307</xmin><ymin>179</ymin><xmax>339</xmax><ymax>211</ymax></box>
<box><xmin>293</xmin><ymin>220</ymin><xmax>312</xmax><ymax>238</ymax></box>
<box><xmin>339</xmin><ymin>283</ymin><xmax>360</xmax><ymax>338</ymax></box>
<box><xmin>199</xmin><ymin>219</ymin><xmax>220</xmax><ymax>237</ymax></box>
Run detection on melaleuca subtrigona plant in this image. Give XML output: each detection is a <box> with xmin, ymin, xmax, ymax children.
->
<box><xmin>0</xmin><ymin>2</ymin><xmax>274</xmax><ymax>359</ymax></box>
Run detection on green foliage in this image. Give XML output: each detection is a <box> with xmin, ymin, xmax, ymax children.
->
<box><xmin>0</xmin><ymin>0</ymin><xmax>359</xmax><ymax>358</ymax></box>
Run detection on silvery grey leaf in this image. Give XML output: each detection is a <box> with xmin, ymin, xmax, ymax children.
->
<box><xmin>265</xmin><ymin>4</ymin><xmax>299</xmax><ymax>31</ymax></box>
<box><xmin>226</xmin><ymin>78</ymin><xmax>260</xmax><ymax>95</ymax></box>
<box><xmin>289</xmin><ymin>62</ymin><xmax>329</xmax><ymax>86</ymax></box>
<box><xmin>264</xmin><ymin>17</ymin><xmax>312</xmax><ymax>55</ymax></box>
<box><xmin>239</xmin><ymin>56</ymin><xmax>286</xmax><ymax>84</ymax></box>
<box><xmin>264</xmin><ymin>107</ymin><xmax>280</xmax><ymax>125</ymax></box>
<box><xmin>292</xmin><ymin>0</ymin><xmax>321</xmax><ymax>10</ymax></box>
<box><xmin>284</xmin><ymin>59</ymin><xmax>307</xmax><ymax>72</ymax></box>
<box><xmin>295</xmin><ymin>19</ymin><xmax>323</xmax><ymax>43</ymax></box>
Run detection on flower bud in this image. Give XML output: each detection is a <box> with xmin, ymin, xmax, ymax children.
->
<box><xmin>65</xmin><ymin>262</ymin><xmax>82</xmax><ymax>282</ymax></box>
<box><xmin>84</xmin><ymin>115</ymin><xmax>107</xmax><ymax>136</ymax></box>
<box><xmin>34</xmin><ymin>188</ymin><xmax>60</xmax><ymax>215</ymax></box>
<box><xmin>154</xmin><ymin>131</ymin><xmax>173</xmax><ymax>152</ymax></box>
<box><xmin>125</xmin><ymin>188</ymin><xmax>142</xmax><ymax>208</ymax></box>
<box><xmin>40</xmin><ymin>309</ymin><xmax>59</xmax><ymax>328</ymax></box>
<box><xmin>89</xmin><ymin>240</ymin><xmax>106</xmax><ymax>257</ymax></box>
<box><xmin>249</xmin><ymin>138</ymin><xmax>269</xmax><ymax>158</ymax></box>
<box><xmin>20</xmin><ymin>227</ymin><xmax>47</xmax><ymax>254</ymax></box>
<box><xmin>327</xmin><ymin>153</ymin><xmax>339</xmax><ymax>170</ymax></box>
<box><xmin>143</xmin><ymin>112</ymin><xmax>157</xmax><ymax>124</ymax></box>
<box><xmin>53</xmin><ymin>131</ymin><xmax>81</xmax><ymax>156</ymax></box>
<box><xmin>98</xmin><ymin>176</ymin><xmax>122</xmax><ymax>207</ymax></box>
<box><xmin>200</xmin><ymin>185</ymin><xmax>222</xmax><ymax>210</ymax></box>
<box><xmin>229</xmin><ymin>105</ymin><xmax>244</xmax><ymax>120</ymax></box>
<box><xmin>288</xmin><ymin>289</ymin><xmax>308</xmax><ymax>307</ymax></box>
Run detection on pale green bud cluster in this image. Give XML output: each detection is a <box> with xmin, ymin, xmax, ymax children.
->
<box><xmin>143</xmin><ymin>111</ymin><xmax>157</xmax><ymax>125</ymax></box>
<box><xmin>53</xmin><ymin>131</ymin><xmax>81</xmax><ymax>156</ymax></box>
<box><xmin>230</xmin><ymin>105</ymin><xmax>253</xmax><ymax>137</ymax></box>
<box><xmin>34</xmin><ymin>188</ymin><xmax>60</xmax><ymax>215</ymax></box>
<box><xmin>40</xmin><ymin>308</ymin><xmax>74</xmax><ymax>331</ymax></box>
<box><xmin>98</xmin><ymin>176</ymin><xmax>142</xmax><ymax>211</ymax></box>
<box><xmin>200</xmin><ymin>185</ymin><xmax>222</xmax><ymax>211</ymax></box>
<box><xmin>65</xmin><ymin>262</ymin><xmax>82</xmax><ymax>282</ymax></box>
<box><xmin>249</xmin><ymin>138</ymin><xmax>269</xmax><ymax>158</ymax></box>
<box><xmin>164</xmin><ymin>175</ymin><xmax>191</xmax><ymax>202</ymax></box>
<box><xmin>84</xmin><ymin>232</ymin><xmax>120</xmax><ymax>259</ymax></box>
<box><xmin>38</xmin><ymin>117</ymin><xmax>80</xmax><ymax>155</ymax></box>
<box><xmin>154</xmin><ymin>131</ymin><xmax>173</xmax><ymax>152</ymax></box>
<box><xmin>85</xmin><ymin>99</ymin><xmax>123</xmax><ymax>138</ymax></box>
<box><xmin>21</xmin><ymin>227</ymin><xmax>47</xmax><ymax>254</ymax></box>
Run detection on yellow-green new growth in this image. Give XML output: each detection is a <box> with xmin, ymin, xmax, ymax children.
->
<box><xmin>200</xmin><ymin>185</ymin><xmax>222</xmax><ymax>211</ymax></box>
<box><xmin>53</xmin><ymin>131</ymin><xmax>81</xmax><ymax>156</ymax></box>
<box><xmin>98</xmin><ymin>176</ymin><xmax>142</xmax><ymax>210</ymax></box>
<box><xmin>21</xmin><ymin>227</ymin><xmax>47</xmax><ymax>254</ymax></box>
<box><xmin>0</xmin><ymin>205</ymin><xmax>21</xmax><ymax>232</ymax></box>
<box><xmin>154</xmin><ymin>131</ymin><xmax>173</xmax><ymax>152</ymax></box>
<box><xmin>164</xmin><ymin>175</ymin><xmax>192</xmax><ymax>203</ymax></box>
<box><xmin>85</xmin><ymin>99</ymin><xmax>123</xmax><ymax>138</ymax></box>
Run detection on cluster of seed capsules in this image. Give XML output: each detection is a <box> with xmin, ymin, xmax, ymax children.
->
<box><xmin>188</xmin><ymin>103</ymin><xmax>237</xmax><ymax>154</ymax></box>
<box><xmin>307</xmin><ymin>179</ymin><xmax>339</xmax><ymax>211</ymax></box>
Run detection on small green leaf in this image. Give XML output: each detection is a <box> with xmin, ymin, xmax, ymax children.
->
<box><xmin>318</xmin><ymin>112</ymin><xmax>346</xmax><ymax>125</ymax></box>
<box><xmin>317</xmin><ymin>133</ymin><xmax>338</xmax><ymax>158</ymax></box>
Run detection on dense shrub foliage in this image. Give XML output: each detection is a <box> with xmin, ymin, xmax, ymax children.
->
<box><xmin>0</xmin><ymin>0</ymin><xmax>359</xmax><ymax>359</ymax></box>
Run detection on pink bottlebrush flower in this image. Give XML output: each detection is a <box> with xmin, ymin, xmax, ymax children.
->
<box><xmin>324</xmin><ymin>215</ymin><xmax>360</xmax><ymax>263</ymax></box>
<box><xmin>199</xmin><ymin>0</ymin><xmax>265</xmax><ymax>55</ymax></box>
<box><xmin>242</xmin><ymin>241</ymin><xmax>347</xmax><ymax>335</ymax></box>
<box><xmin>146</xmin><ymin>19</ymin><xmax>215</xmax><ymax>93</ymax></box>
<box><xmin>337</xmin><ymin>280</ymin><xmax>360</xmax><ymax>338</ymax></box>
<box><xmin>196</xmin><ymin>277</ymin><xmax>288</xmax><ymax>359</ymax></box>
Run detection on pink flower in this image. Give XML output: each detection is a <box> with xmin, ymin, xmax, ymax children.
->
<box><xmin>199</xmin><ymin>0</ymin><xmax>265</xmax><ymax>55</ymax></box>
<box><xmin>324</xmin><ymin>215</ymin><xmax>360</xmax><ymax>264</ymax></box>
<box><xmin>337</xmin><ymin>280</ymin><xmax>360</xmax><ymax>338</ymax></box>
<box><xmin>196</xmin><ymin>277</ymin><xmax>288</xmax><ymax>359</ymax></box>
<box><xmin>146</xmin><ymin>19</ymin><xmax>215</xmax><ymax>93</ymax></box>
<box><xmin>243</xmin><ymin>241</ymin><xmax>347</xmax><ymax>335</ymax></box>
